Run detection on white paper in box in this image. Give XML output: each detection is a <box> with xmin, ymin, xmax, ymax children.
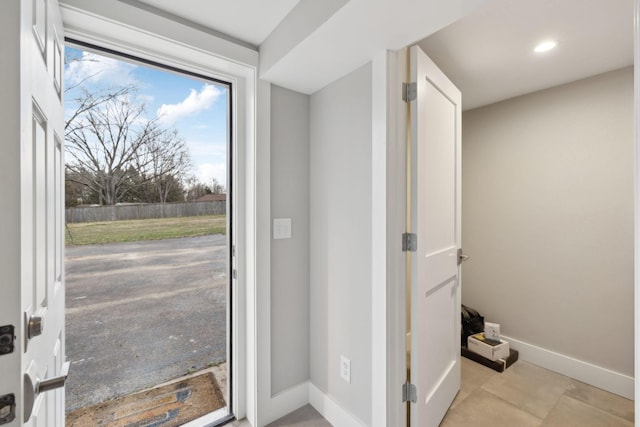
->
<box><xmin>467</xmin><ymin>333</ymin><xmax>509</xmax><ymax>361</ymax></box>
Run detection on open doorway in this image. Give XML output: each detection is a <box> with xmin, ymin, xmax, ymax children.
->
<box><xmin>63</xmin><ymin>42</ymin><xmax>233</xmax><ymax>426</ymax></box>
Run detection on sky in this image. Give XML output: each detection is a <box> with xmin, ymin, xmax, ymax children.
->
<box><xmin>64</xmin><ymin>47</ymin><xmax>229</xmax><ymax>189</ymax></box>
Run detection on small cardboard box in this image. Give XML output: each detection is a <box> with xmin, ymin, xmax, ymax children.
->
<box><xmin>467</xmin><ymin>333</ymin><xmax>510</xmax><ymax>361</ymax></box>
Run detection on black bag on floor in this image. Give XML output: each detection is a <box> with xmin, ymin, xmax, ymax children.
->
<box><xmin>461</xmin><ymin>304</ymin><xmax>484</xmax><ymax>347</ymax></box>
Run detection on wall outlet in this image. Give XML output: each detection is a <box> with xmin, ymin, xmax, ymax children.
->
<box><xmin>340</xmin><ymin>355</ymin><xmax>351</xmax><ymax>383</ymax></box>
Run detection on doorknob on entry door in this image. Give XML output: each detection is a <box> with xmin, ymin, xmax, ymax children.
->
<box><xmin>37</xmin><ymin>361</ymin><xmax>70</xmax><ymax>393</ymax></box>
<box><xmin>24</xmin><ymin>309</ymin><xmax>46</xmax><ymax>342</ymax></box>
<box><xmin>23</xmin><ymin>310</ymin><xmax>45</xmax><ymax>352</ymax></box>
<box><xmin>24</xmin><ymin>361</ymin><xmax>70</xmax><ymax>422</ymax></box>
<box><xmin>27</xmin><ymin>314</ymin><xmax>43</xmax><ymax>339</ymax></box>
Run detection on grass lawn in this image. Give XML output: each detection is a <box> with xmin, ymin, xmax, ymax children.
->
<box><xmin>66</xmin><ymin>215</ymin><xmax>226</xmax><ymax>246</ymax></box>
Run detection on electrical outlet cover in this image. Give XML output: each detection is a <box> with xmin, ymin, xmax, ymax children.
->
<box><xmin>340</xmin><ymin>355</ymin><xmax>351</xmax><ymax>383</ymax></box>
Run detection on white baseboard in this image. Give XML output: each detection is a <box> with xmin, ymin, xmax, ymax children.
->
<box><xmin>309</xmin><ymin>383</ymin><xmax>368</xmax><ymax>427</ymax></box>
<box><xmin>264</xmin><ymin>381</ymin><xmax>310</xmax><ymax>426</ymax></box>
<box><xmin>503</xmin><ymin>335</ymin><xmax>634</xmax><ymax>400</ymax></box>
<box><xmin>263</xmin><ymin>381</ymin><xmax>370</xmax><ymax>427</ymax></box>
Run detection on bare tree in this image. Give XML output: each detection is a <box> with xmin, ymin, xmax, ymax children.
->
<box><xmin>184</xmin><ymin>177</ymin><xmax>209</xmax><ymax>201</ymax></box>
<box><xmin>184</xmin><ymin>177</ymin><xmax>225</xmax><ymax>201</ymax></box>
<box><xmin>65</xmin><ymin>169</ymin><xmax>97</xmax><ymax>207</ymax></box>
<box><xmin>65</xmin><ymin>86</ymin><xmax>136</xmax><ymax>140</ymax></box>
<box><xmin>65</xmin><ymin>90</ymin><xmax>192</xmax><ymax>205</ymax></box>
<box><xmin>209</xmin><ymin>177</ymin><xmax>225</xmax><ymax>194</ymax></box>
<box><xmin>132</xmin><ymin>128</ymin><xmax>191</xmax><ymax>203</ymax></box>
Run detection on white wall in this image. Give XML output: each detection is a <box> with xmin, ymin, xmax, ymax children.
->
<box><xmin>462</xmin><ymin>68</ymin><xmax>634</xmax><ymax>380</ymax></box>
<box><xmin>310</xmin><ymin>62</ymin><xmax>373</xmax><ymax>425</ymax></box>
<box><xmin>270</xmin><ymin>85</ymin><xmax>311</xmax><ymax>395</ymax></box>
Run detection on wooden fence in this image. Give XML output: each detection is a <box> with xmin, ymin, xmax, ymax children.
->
<box><xmin>65</xmin><ymin>201</ymin><xmax>226</xmax><ymax>223</ymax></box>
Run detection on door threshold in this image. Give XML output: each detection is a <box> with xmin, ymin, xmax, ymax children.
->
<box><xmin>66</xmin><ymin>366</ymin><xmax>228</xmax><ymax>427</ymax></box>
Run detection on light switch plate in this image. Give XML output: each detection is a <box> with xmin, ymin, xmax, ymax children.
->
<box><xmin>273</xmin><ymin>218</ymin><xmax>292</xmax><ymax>239</ymax></box>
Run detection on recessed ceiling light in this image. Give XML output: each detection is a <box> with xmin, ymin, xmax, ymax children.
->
<box><xmin>534</xmin><ymin>40</ymin><xmax>557</xmax><ymax>53</ymax></box>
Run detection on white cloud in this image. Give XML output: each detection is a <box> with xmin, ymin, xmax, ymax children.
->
<box><xmin>137</xmin><ymin>94</ymin><xmax>155</xmax><ymax>105</ymax></box>
<box><xmin>157</xmin><ymin>84</ymin><xmax>222</xmax><ymax>125</ymax></box>
<box><xmin>197</xmin><ymin>163</ymin><xmax>227</xmax><ymax>188</ymax></box>
<box><xmin>65</xmin><ymin>51</ymin><xmax>138</xmax><ymax>87</ymax></box>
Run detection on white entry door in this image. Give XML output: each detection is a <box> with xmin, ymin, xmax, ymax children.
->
<box><xmin>409</xmin><ymin>45</ymin><xmax>462</xmax><ymax>427</ymax></box>
<box><xmin>0</xmin><ymin>0</ymin><xmax>67</xmax><ymax>426</ymax></box>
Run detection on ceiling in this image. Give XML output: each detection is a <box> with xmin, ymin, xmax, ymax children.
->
<box><xmin>125</xmin><ymin>0</ymin><xmax>633</xmax><ymax>103</ymax></box>
<box><xmin>418</xmin><ymin>0</ymin><xmax>634</xmax><ymax>110</ymax></box>
<box><xmin>135</xmin><ymin>0</ymin><xmax>301</xmax><ymax>47</ymax></box>
<box><xmin>123</xmin><ymin>0</ymin><xmax>485</xmax><ymax>94</ymax></box>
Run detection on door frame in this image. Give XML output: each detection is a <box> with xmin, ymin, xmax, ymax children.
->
<box><xmin>634</xmin><ymin>0</ymin><xmax>639</xmax><ymax>422</ymax></box>
<box><xmin>60</xmin><ymin>2</ymin><xmax>265</xmax><ymax>423</ymax></box>
<box><xmin>386</xmin><ymin>47</ymin><xmax>410</xmax><ymax>427</ymax></box>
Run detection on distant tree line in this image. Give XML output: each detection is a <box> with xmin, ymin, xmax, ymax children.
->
<box><xmin>64</xmin><ymin>68</ymin><xmax>224</xmax><ymax>207</ymax></box>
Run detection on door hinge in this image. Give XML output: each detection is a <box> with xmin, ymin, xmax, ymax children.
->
<box><xmin>232</xmin><ymin>269</ymin><xmax>237</xmax><ymax>280</ymax></box>
<box><xmin>232</xmin><ymin>245</ymin><xmax>236</xmax><ymax>257</ymax></box>
<box><xmin>402</xmin><ymin>82</ymin><xmax>417</xmax><ymax>102</ymax></box>
<box><xmin>402</xmin><ymin>233</ymin><xmax>417</xmax><ymax>252</ymax></box>
<box><xmin>402</xmin><ymin>381</ymin><xmax>417</xmax><ymax>403</ymax></box>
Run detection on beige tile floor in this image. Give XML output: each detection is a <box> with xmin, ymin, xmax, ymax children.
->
<box><xmin>230</xmin><ymin>359</ymin><xmax>634</xmax><ymax>427</ymax></box>
<box><xmin>443</xmin><ymin>359</ymin><xmax>634</xmax><ymax>427</ymax></box>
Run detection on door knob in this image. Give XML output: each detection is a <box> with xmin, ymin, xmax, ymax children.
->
<box><xmin>457</xmin><ymin>248</ymin><xmax>469</xmax><ymax>265</ymax></box>
<box><xmin>27</xmin><ymin>314</ymin><xmax>43</xmax><ymax>339</ymax></box>
<box><xmin>23</xmin><ymin>310</ymin><xmax>46</xmax><ymax>353</ymax></box>
<box><xmin>37</xmin><ymin>362</ymin><xmax>70</xmax><ymax>393</ymax></box>
<box><xmin>24</xmin><ymin>361</ymin><xmax>70</xmax><ymax>422</ymax></box>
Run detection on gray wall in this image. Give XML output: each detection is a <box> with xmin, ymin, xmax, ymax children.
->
<box><xmin>462</xmin><ymin>67</ymin><xmax>634</xmax><ymax>376</ymax></box>
<box><xmin>310</xmin><ymin>62</ymin><xmax>373</xmax><ymax>424</ymax></box>
<box><xmin>270</xmin><ymin>85</ymin><xmax>311</xmax><ymax>395</ymax></box>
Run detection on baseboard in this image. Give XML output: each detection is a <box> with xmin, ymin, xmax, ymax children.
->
<box><xmin>309</xmin><ymin>383</ymin><xmax>368</xmax><ymax>427</ymax></box>
<box><xmin>264</xmin><ymin>381</ymin><xmax>310</xmax><ymax>426</ymax></box>
<box><xmin>264</xmin><ymin>381</ymin><xmax>371</xmax><ymax>427</ymax></box>
<box><xmin>503</xmin><ymin>335</ymin><xmax>634</xmax><ymax>400</ymax></box>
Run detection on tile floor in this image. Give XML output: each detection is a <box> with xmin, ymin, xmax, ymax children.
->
<box><xmin>230</xmin><ymin>359</ymin><xmax>634</xmax><ymax>426</ymax></box>
<box><xmin>227</xmin><ymin>405</ymin><xmax>329</xmax><ymax>427</ymax></box>
<box><xmin>443</xmin><ymin>358</ymin><xmax>634</xmax><ymax>427</ymax></box>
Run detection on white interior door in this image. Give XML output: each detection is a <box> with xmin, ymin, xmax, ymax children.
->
<box><xmin>409</xmin><ymin>45</ymin><xmax>462</xmax><ymax>427</ymax></box>
<box><xmin>0</xmin><ymin>0</ymin><xmax>66</xmax><ymax>426</ymax></box>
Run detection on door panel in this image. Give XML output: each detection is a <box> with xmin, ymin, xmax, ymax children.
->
<box><xmin>419</xmin><ymin>85</ymin><xmax>456</xmax><ymax>256</ymax></box>
<box><xmin>410</xmin><ymin>45</ymin><xmax>462</xmax><ymax>427</ymax></box>
<box><xmin>0</xmin><ymin>0</ymin><xmax>66</xmax><ymax>426</ymax></box>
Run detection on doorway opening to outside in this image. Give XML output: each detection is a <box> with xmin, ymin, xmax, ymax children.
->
<box><xmin>63</xmin><ymin>40</ymin><xmax>233</xmax><ymax>427</ymax></box>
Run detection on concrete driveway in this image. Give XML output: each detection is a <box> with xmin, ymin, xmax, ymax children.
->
<box><xmin>65</xmin><ymin>234</ymin><xmax>228</xmax><ymax>411</ymax></box>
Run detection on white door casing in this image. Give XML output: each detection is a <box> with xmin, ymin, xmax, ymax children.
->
<box><xmin>0</xmin><ymin>0</ymin><xmax>66</xmax><ymax>426</ymax></box>
<box><xmin>409</xmin><ymin>45</ymin><xmax>462</xmax><ymax>427</ymax></box>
